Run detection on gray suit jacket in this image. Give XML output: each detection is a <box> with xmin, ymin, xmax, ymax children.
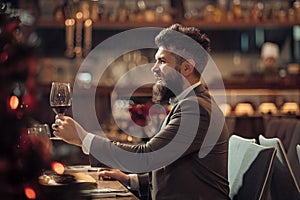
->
<box><xmin>90</xmin><ymin>84</ymin><xmax>229</xmax><ymax>200</ymax></box>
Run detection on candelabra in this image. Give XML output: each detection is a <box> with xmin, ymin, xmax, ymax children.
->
<box><xmin>65</xmin><ymin>11</ymin><xmax>93</xmax><ymax>58</ymax></box>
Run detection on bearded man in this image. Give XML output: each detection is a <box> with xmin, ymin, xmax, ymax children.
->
<box><xmin>52</xmin><ymin>24</ymin><xmax>229</xmax><ymax>200</ymax></box>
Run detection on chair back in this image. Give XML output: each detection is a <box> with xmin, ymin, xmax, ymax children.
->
<box><xmin>265</xmin><ymin>118</ymin><xmax>297</xmax><ymax>151</ymax></box>
<box><xmin>259</xmin><ymin>135</ymin><xmax>300</xmax><ymax>200</ymax></box>
<box><xmin>297</xmin><ymin>144</ymin><xmax>300</xmax><ymax>164</ymax></box>
<box><xmin>287</xmin><ymin>121</ymin><xmax>300</xmax><ymax>186</ymax></box>
<box><xmin>228</xmin><ymin>135</ymin><xmax>276</xmax><ymax>200</ymax></box>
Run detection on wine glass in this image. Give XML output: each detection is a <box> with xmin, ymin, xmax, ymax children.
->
<box><xmin>49</xmin><ymin>82</ymin><xmax>72</xmax><ymax>116</ymax></box>
<box><xmin>28</xmin><ymin>124</ymin><xmax>51</xmax><ymax>138</ymax></box>
<box><xmin>28</xmin><ymin>124</ymin><xmax>52</xmax><ymax>157</ymax></box>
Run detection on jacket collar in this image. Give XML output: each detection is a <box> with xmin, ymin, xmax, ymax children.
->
<box><xmin>169</xmin><ymin>82</ymin><xmax>206</xmax><ymax>105</ymax></box>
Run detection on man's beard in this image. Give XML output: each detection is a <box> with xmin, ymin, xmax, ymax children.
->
<box><xmin>152</xmin><ymin>77</ymin><xmax>183</xmax><ymax>104</ymax></box>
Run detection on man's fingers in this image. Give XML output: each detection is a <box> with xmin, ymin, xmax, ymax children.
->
<box><xmin>55</xmin><ymin>114</ymin><xmax>65</xmax><ymax>120</ymax></box>
<box><xmin>52</xmin><ymin>123</ymin><xmax>59</xmax><ymax>129</ymax></box>
<box><xmin>98</xmin><ymin>171</ymin><xmax>110</xmax><ymax>180</ymax></box>
<box><xmin>55</xmin><ymin>118</ymin><xmax>63</xmax><ymax>126</ymax></box>
<box><xmin>98</xmin><ymin>168</ymin><xmax>112</xmax><ymax>172</ymax></box>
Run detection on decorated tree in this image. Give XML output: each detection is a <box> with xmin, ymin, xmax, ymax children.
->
<box><xmin>0</xmin><ymin>2</ymin><xmax>51</xmax><ymax>199</ymax></box>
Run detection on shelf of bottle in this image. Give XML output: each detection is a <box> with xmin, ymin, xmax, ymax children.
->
<box><xmin>182</xmin><ymin>19</ymin><xmax>300</xmax><ymax>29</ymax></box>
<box><xmin>37</xmin><ymin>18</ymin><xmax>300</xmax><ymax>30</ymax></box>
<box><xmin>37</xmin><ymin>18</ymin><xmax>174</xmax><ymax>30</ymax></box>
<box><xmin>37</xmin><ymin>77</ymin><xmax>300</xmax><ymax>99</ymax></box>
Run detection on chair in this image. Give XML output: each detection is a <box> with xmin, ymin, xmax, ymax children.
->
<box><xmin>297</xmin><ymin>145</ymin><xmax>300</xmax><ymax>164</ymax></box>
<box><xmin>265</xmin><ymin>118</ymin><xmax>297</xmax><ymax>152</ymax></box>
<box><xmin>228</xmin><ymin>135</ymin><xmax>276</xmax><ymax>200</ymax></box>
<box><xmin>287</xmin><ymin>121</ymin><xmax>300</xmax><ymax>185</ymax></box>
<box><xmin>259</xmin><ymin>135</ymin><xmax>300</xmax><ymax>200</ymax></box>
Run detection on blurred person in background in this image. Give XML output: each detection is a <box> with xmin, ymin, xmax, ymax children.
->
<box><xmin>258</xmin><ymin>42</ymin><xmax>280</xmax><ymax>80</ymax></box>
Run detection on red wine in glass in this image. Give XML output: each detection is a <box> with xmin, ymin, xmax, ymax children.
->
<box><xmin>51</xmin><ymin>105</ymin><xmax>71</xmax><ymax>115</ymax></box>
<box><xmin>49</xmin><ymin>82</ymin><xmax>72</xmax><ymax>116</ymax></box>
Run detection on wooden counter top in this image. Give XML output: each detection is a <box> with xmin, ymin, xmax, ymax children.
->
<box><xmin>39</xmin><ymin>168</ymin><xmax>139</xmax><ymax>200</ymax></box>
<box><xmin>87</xmin><ymin>172</ymin><xmax>139</xmax><ymax>200</ymax></box>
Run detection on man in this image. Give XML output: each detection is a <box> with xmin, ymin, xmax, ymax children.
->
<box><xmin>52</xmin><ymin>24</ymin><xmax>229</xmax><ymax>200</ymax></box>
<box><xmin>259</xmin><ymin>42</ymin><xmax>280</xmax><ymax>80</ymax></box>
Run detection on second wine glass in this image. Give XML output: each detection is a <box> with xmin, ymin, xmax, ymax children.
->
<box><xmin>49</xmin><ymin>82</ymin><xmax>72</xmax><ymax>115</ymax></box>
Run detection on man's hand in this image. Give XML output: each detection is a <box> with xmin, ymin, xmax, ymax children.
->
<box><xmin>98</xmin><ymin>168</ymin><xmax>130</xmax><ymax>186</ymax></box>
<box><xmin>52</xmin><ymin>115</ymin><xmax>88</xmax><ymax>147</ymax></box>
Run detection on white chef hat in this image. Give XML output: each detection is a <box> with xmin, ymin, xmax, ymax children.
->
<box><xmin>261</xmin><ymin>42</ymin><xmax>279</xmax><ymax>59</ymax></box>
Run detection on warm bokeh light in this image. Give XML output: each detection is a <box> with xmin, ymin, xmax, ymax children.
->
<box><xmin>84</xmin><ymin>19</ymin><xmax>92</xmax><ymax>27</ymax></box>
<box><xmin>127</xmin><ymin>135</ymin><xmax>133</xmax><ymax>142</ymax></box>
<box><xmin>219</xmin><ymin>103</ymin><xmax>232</xmax><ymax>116</ymax></box>
<box><xmin>281</xmin><ymin>102</ymin><xmax>300</xmax><ymax>115</ymax></box>
<box><xmin>234</xmin><ymin>103</ymin><xmax>254</xmax><ymax>116</ymax></box>
<box><xmin>9</xmin><ymin>95</ymin><xmax>19</xmax><ymax>110</ymax></box>
<box><xmin>258</xmin><ymin>102</ymin><xmax>278</xmax><ymax>114</ymax></box>
<box><xmin>76</xmin><ymin>12</ymin><xmax>83</xmax><ymax>20</ymax></box>
<box><xmin>51</xmin><ymin>161</ymin><xmax>65</xmax><ymax>174</ymax></box>
<box><xmin>24</xmin><ymin>186</ymin><xmax>36</xmax><ymax>199</ymax></box>
<box><xmin>65</xmin><ymin>18</ymin><xmax>75</xmax><ymax>26</ymax></box>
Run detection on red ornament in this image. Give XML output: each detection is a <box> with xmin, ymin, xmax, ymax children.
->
<box><xmin>3</xmin><ymin>20</ymin><xmax>20</xmax><ymax>34</ymax></box>
<box><xmin>0</xmin><ymin>52</ymin><xmax>8</xmax><ymax>63</ymax></box>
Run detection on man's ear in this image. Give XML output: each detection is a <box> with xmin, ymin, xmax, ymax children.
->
<box><xmin>180</xmin><ymin>59</ymin><xmax>195</xmax><ymax>76</ymax></box>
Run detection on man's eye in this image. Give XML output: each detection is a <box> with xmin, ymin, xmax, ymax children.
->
<box><xmin>156</xmin><ymin>58</ymin><xmax>166</xmax><ymax>64</ymax></box>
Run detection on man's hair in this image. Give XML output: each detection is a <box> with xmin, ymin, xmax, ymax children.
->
<box><xmin>155</xmin><ymin>23</ymin><xmax>211</xmax><ymax>76</ymax></box>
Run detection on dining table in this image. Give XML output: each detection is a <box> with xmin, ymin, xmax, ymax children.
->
<box><xmin>39</xmin><ymin>165</ymin><xmax>139</xmax><ymax>200</ymax></box>
<box><xmin>83</xmin><ymin>171</ymin><xmax>139</xmax><ymax>200</ymax></box>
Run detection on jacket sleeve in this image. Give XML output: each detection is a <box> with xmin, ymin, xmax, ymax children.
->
<box><xmin>137</xmin><ymin>173</ymin><xmax>151</xmax><ymax>200</ymax></box>
<box><xmin>89</xmin><ymin>97</ymin><xmax>209</xmax><ymax>172</ymax></box>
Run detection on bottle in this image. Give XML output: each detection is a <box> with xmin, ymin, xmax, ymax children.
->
<box><xmin>252</xmin><ymin>2</ymin><xmax>264</xmax><ymax>22</ymax></box>
<box><xmin>233</xmin><ymin>0</ymin><xmax>242</xmax><ymax>20</ymax></box>
<box><xmin>214</xmin><ymin>0</ymin><xmax>227</xmax><ymax>22</ymax></box>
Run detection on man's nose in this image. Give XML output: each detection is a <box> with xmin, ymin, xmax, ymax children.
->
<box><xmin>151</xmin><ymin>63</ymin><xmax>159</xmax><ymax>73</ymax></box>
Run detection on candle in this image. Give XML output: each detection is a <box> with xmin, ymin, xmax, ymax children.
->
<box><xmin>75</xmin><ymin>12</ymin><xmax>83</xmax><ymax>57</ymax></box>
<box><xmin>84</xmin><ymin>19</ymin><xmax>92</xmax><ymax>56</ymax></box>
<box><xmin>91</xmin><ymin>0</ymin><xmax>99</xmax><ymax>21</ymax></box>
<box><xmin>65</xmin><ymin>18</ymin><xmax>75</xmax><ymax>57</ymax></box>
